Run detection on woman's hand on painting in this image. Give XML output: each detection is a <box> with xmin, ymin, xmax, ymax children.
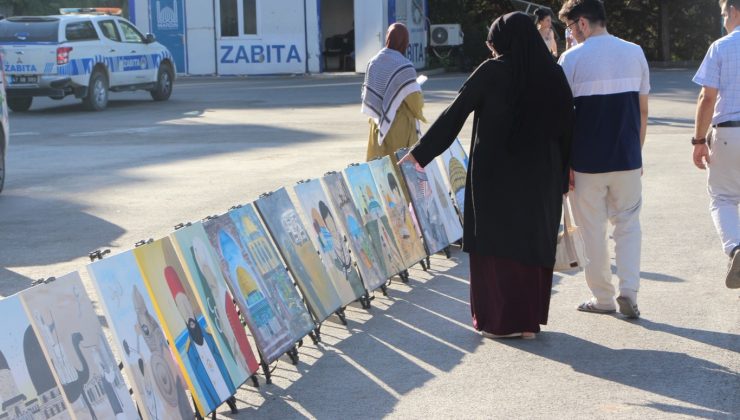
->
<box><xmin>569</xmin><ymin>168</ymin><xmax>575</xmax><ymax>191</ymax></box>
<box><xmin>397</xmin><ymin>151</ymin><xmax>420</xmax><ymax>168</ymax></box>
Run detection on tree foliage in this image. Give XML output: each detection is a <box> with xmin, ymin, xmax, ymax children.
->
<box><xmin>429</xmin><ymin>0</ymin><xmax>722</xmax><ymax>66</ymax></box>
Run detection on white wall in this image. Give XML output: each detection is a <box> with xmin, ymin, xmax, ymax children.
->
<box><xmin>306</xmin><ymin>0</ymin><xmax>321</xmax><ymax>73</ymax></box>
<box><xmin>186</xmin><ymin>1</ymin><xmax>216</xmax><ymax>75</ymax></box>
<box><xmin>217</xmin><ymin>0</ymin><xmax>308</xmax><ymax>75</ymax></box>
<box><xmin>132</xmin><ymin>0</ymin><xmax>151</xmax><ymax>33</ymax></box>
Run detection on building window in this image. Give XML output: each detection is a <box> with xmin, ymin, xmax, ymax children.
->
<box><xmin>219</xmin><ymin>0</ymin><xmax>257</xmax><ymax>37</ymax></box>
<box><xmin>220</xmin><ymin>0</ymin><xmax>238</xmax><ymax>36</ymax></box>
<box><xmin>243</xmin><ymin>0</ymin><xmax>257</xmax><ymax>35</ymax></box>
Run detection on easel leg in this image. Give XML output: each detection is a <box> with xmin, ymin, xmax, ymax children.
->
<box><xmin>193</xmin><ymin>396</ymin><xmax>204</xmax><ymax>420</ymax></box>
<box><xmin>250</xmin><ymin>374</ymin><xmax>259</xmax><ymax>388</ymax></box>
<box><xmin>225</xmin><ymin>396</ymin><xmax>238</xmax><ymax>414</ymax></box>
<box><xmin>260</xmin><ymin>357</ymin><xmax>272</xmax><ymax>385</ymax></box>
<box><xmin>444</xmin><ymin>246</ymin><xmax>451</xmax><ymax>258</ymax></box>
<box><xmin>289</xmin><ymin>345</ymin><xmax>300</xmax><ymax>364</ymax></box>
<box><xmin>309</xmin><ymin>326</ymin><xmax>322</xmax><ymax>344</ymax></box>
<box><xmin>380</xmin><ymin>284</ymin><xmax>388</xmax><ymax>296</ymax></box>
<box><xmin>400</xmin><ymin>270</ymin><xmax>409</xmax><ymax>283</ymax></box>
<box><xmin>426</xmin><ymin>256</ymin><xmax>431</xmax><ymax>269</ymax></box>
<box><xmin>335</xmin><ymin>307</ymin><xmax>348</xmax><ymax>325</ymax></box>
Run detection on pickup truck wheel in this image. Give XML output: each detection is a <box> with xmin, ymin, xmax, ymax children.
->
<box><xmin>7</xmin><ymin>97</ymin><xmax>32</xmax><ymax>112</ymax></box>
<box><xmin>83</xmin><ymin>69</ymin><xmax>109</xmax><ymax>111</ymax></box>
<box><xmin>150</xmin><ymin>64</ymin><xmax>173</xmax><ymax>101</ymax></box>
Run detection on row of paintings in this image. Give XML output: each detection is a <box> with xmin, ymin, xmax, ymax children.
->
<box><xmin>0</xmin><ymin>273</ymin><xmax>138</xmax><ymax>420</ymax></box>
<box><xmin>0</xmin><ymin>145</ymin><xmax>468</xmax><ymax>420</ymax></box>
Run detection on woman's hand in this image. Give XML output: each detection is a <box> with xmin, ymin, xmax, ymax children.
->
<box><xmin>397</xmin><ymin>152</ymin><xmax>419</xmax><ymax>167</ymax></box>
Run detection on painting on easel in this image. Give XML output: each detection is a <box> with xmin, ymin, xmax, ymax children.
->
<box><xmin>344</xmin><ymin>163</ymin><xmax>406</xmax><ymax>279</ymax></box>
<box><xmin>88</xmin><ymin>251</ymin><xmax>193</xmax><ymax>420</ymax></box>
<box><xmin>321</xmin><ymin>172</ymin><xmax>387</xmax><ymax>292</ymax></box>
<box><xmin>170</xmin><ymin>223</ymin><xmax>260</xmax><ymax>378</ymax></box>
<box><xmin>293</xmin><ymin>179</ymin><xmax>366</xmax><ymax>304</ymax></box>
<box><xmin>0</xmin><ymin>295</ymin><xmax>72</xmax><ymax>420</ymax></box>
<box><xmin>368</xmin><ymin>156</ymin><xmax>426</xmax><ymax>268</ymax></box>
<box><xmin>396</xmin><ymin>148</ymin><xmax>450</xmax><ymax>255</ymax></box>
<box><xmin>20</xmin><ymin>272</ymin><xmax>139</xmax><ymax>420</ymax></box>
<box><xmin>255</xmin><ymin>188</ymin><xmax>343</xmax><ymax>322</ymax></box>
<box><xmin>134</xmin><ymin>237</ymin><xmax>238</xmax><ymax>417</ymax></box>
<box><xmin>438</xmin><ymin>138</ymin><xmax>468</xmax><ymax>219</ymax></box>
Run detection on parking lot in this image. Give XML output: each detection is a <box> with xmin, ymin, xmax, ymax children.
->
<box><xmin>0</xmin><ymin>70</ymin><xmax>738</xmax><ymax>418</ymax></box>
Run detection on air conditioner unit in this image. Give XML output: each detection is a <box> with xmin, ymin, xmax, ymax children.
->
<box><xmin>430</xmin><ymin>24</ymin><xmax>463</xmax><ymax>47</ymax></box>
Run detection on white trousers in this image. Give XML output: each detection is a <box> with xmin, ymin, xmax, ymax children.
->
<box><xmin>708</xmin><ymin>127</ymin><xmax>740</xmax><ymax>256</ymax></box>
<box><xmin>571</xmin><ymin>169</ymin><xmax>642</xmax><ymax>307</ymax></box>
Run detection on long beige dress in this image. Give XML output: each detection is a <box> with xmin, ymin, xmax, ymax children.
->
<box><xmin>366</xmin><ymin>91</ymin><xmax>426</xmax><ymax>164</ymax></box>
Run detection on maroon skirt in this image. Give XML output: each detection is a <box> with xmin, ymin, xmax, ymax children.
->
<box><xmin>469</xmin><ymin>253</ymin><xmax>553</xmax><ymax>335</ymax></box>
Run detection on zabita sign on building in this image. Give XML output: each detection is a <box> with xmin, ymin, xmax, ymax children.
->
<box><xmin>218</xmin><ymin>36</ymin><xmax>304</xmax><ymax>75</ymax></box>
<box><xmin>129</xmin><ymin>0</ymin><xmax>428</xmax><ymax>75</ymax></box>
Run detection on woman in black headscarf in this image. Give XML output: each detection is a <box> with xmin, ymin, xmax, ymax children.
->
<box><xmin>399</xmin><ymin>12</ymin><xmax>574</xmax><ymax>339</ymax></box>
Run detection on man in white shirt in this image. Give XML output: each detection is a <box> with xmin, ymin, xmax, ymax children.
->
<box><xmin>558</xmin><ymin>0</ymin><xmax>650</xmax><ymax>318</ymax></box>
<box><xmin>692</xmin><ymin>0</ymin><xmax>740</xmax><ymax>289</ymax></box>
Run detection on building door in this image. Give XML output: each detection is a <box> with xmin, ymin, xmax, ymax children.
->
<box><xmin>148</xmin><ymin>0</ymin><xmax>186</xmax><ymax>73</ymax></box>
<box><xmin>353</xmin><ymin>0</ymin><xmax>384</xmax><ymax>73</ymax></box>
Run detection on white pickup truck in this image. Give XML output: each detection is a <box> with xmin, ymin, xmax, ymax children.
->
<box><xmin>0</xmin><ymin>9</ymin><xmax>175</xmax><ymax>111</ymax></box>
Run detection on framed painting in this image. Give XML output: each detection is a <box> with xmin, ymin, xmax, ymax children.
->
<box><xmin>423</xmin><ymin>157</ymin><xmax>464</xmax><ymax>244</ymax></box>
<box><xmin>344</xmin><ymin>163</ymin><xmax>406</xmax><ymax>278</ymax></box>
<box><xmin>87</xmin><ymin>251</ymin><xmax>193</xmax><ymax>420</ymax></box>
<box><xmin>293</xmin><ymin>179</ymin><xmax>366</xmax><ymax>304</ymax></box>
<box><xmin>202</xmin><ymin>210</ymin><xmax>311</xmax><ymax>363</ymax></box>
<box><xmin>0</xmin><ymin>295</ymin><xmax>72</xmax><ymax>420</ymax></box>
<box><xmin>322</xmin><ymin>171</ymin><xmax>387</xmax><ymax>292</ymax></box>
<box><xmin>170</xmin><ymin>223</ymin><xmax>260</xmax><ymax>378</ymax></box>
<box><xmin>438</xmin><ymin>138</ymin><xmax>468</xmax><ymax>219</ymax></box>
<box><xmin>20</xmin><ymin>272</ymin><xmax>139</xmax><ymax>420</ymax></box>
<box><xmin>368</xmin><ymin>156</ymin><xmax>427</xmax><ymax>268</ymax></box>
<box><xmin>133</xmin><ymin>237</ymin><xmax>238</xmax><ymax>417</ymax></box>
<box><xmin>395</xmin><ymin>148</ymin><xmax>450</xmax><ymax>255</ymax></box>
<box><xmin>254</xmin><ymin>188</ymin><xmax>343</xmax><ymax>322</ymax></box>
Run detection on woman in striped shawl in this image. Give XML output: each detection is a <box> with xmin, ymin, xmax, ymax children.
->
<box><xmin>362</xmin><ymin>23</ymin><xmax>426</xmax><ymax>164</ymax></box>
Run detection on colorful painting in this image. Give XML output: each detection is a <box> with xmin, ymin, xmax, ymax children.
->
<box><xmin>424</xmin><ymin>157</ymin><xmax>464</xmax><ymax>243</ymax></box>
<box><xmin>368</xmin><ymin>156</ymin><xmax>427</xmax><ymax>267</ymax></box>
<box><xmin>133</xmin><ymin>238</ymin><xmax>237</xmax><ymax>417</ymax></box>
<box><xmin>170</xmin><ymin>223</ymin><xmax>259</xmax><ymax>379</ymax></box>
<box><xmin>344</xmin><ymin>163</ymin><xmax>406</xmax><ymax>278</ymax></box>
<box><xmin>201</xmin><ymin>211</ymin><xmax>307</xmax><ymax>364</ymax></box>
<box><xmin>322</xmin><ymin>172</ymin><xmax>387</xmax><ymax>291</ymax></box>
<box><xmin>255</xmin><ymin>188</ymin><xmax>344</xmax><ymax>322</ymax></box>
<box><xmin>0</xmin><ymin>295</ymin><xmax>71</xmax><ymax>420</ymax></box>
<box><xmin>293</xmin><ymin>179</ymin><xmax>367</xmax><ymax>304</ymax></box>
<box><xmin>438</xmin><ymin>138</ymin><xmax>468</xmax><ymax>218</ymax></box>
<box><xmin>228</xmin><ymin>205</ymin><xmax>316</xmax><ymax>346</ymax></box>
<box><xmin>396</xmin><ymin>148</ymin><xmax>450</xmax><ymax>254</ymax></box>
<box><xmin>20</xmin><ymin>272</ymin><xmax>138</xmax><ymax>420</ymax></box>
<box><xmin>87</xmin><ymin>252</ymin><xmax>193</xmax><ymax>420</ymax></box>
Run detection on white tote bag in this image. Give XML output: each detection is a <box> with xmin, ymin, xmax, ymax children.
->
<box><xmin>554</xmin><ymin>197</ymin><xmax>589</xmax><ymax>272</ymax></box>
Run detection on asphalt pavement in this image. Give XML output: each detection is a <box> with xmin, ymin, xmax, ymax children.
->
<box><xmin>0</xmin><ymin>68</ymin><xmax>737</xmax><ymax>419</ymax></box>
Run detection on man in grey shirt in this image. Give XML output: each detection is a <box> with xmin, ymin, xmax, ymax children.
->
<box><xmin>692</xmin><ymin>0</ymin><xmax>740</xmax><ymax>289</ymax></box>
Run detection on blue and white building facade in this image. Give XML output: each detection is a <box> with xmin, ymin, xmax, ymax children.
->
<box><xmin>128</xmin><ymin>0</ymin><xmax>429</xmax><ymax>75</ymax></box>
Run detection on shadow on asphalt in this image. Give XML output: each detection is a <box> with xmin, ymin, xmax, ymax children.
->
<box><xmin>225</xmin><ymin>253</ymin><xmax>481</xmax><ymax>418</ymax></box>
<box><xmin>610</xmin><ymin>265</ymin><xmax>686</xmax><ymax>283</ymax></box>
<box><xmin>499</xmin><ymin>332</ymin><xmax>738</xmax><ymax>416</ymax></box>
<box><xmin>637</xmin><ymin>318</ymin><xmax>740</xmax><ymax>353</ymax></box>
<box><xmin>0</xmin><ymin>195</ymin><xmax>125</xmax><ymax>297</ymax></box>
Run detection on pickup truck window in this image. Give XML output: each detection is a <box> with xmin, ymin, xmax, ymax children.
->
<box><xmin>66</xmin><ymin>21</ymin><xmax>99</xmax><ymax>41</ymax></box>
<box><xmin>98</xmin><ymin>20</ymin><xmax>121</xmax><ymax>42</ymax></box>
<box><xmin>0</xmin><ymin>18</ymin><xmax>60</xmax><ymax>42</ymax></box>
<box><xmin>118</xmin><ymin>21</ymin><xmax>144</xmax><ymax>43</ymax></box>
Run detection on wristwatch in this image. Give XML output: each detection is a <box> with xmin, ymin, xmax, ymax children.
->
<box><xmin>691</xmin><ymin>137</ymin><xmax>706</xmax><ymax>145</ymax></box>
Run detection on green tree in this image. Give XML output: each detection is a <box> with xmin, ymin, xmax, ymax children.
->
<box><xmin>429</xmin><ymin>0</ymin><xmax>722</xmax><ymax>64</ymax></box>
